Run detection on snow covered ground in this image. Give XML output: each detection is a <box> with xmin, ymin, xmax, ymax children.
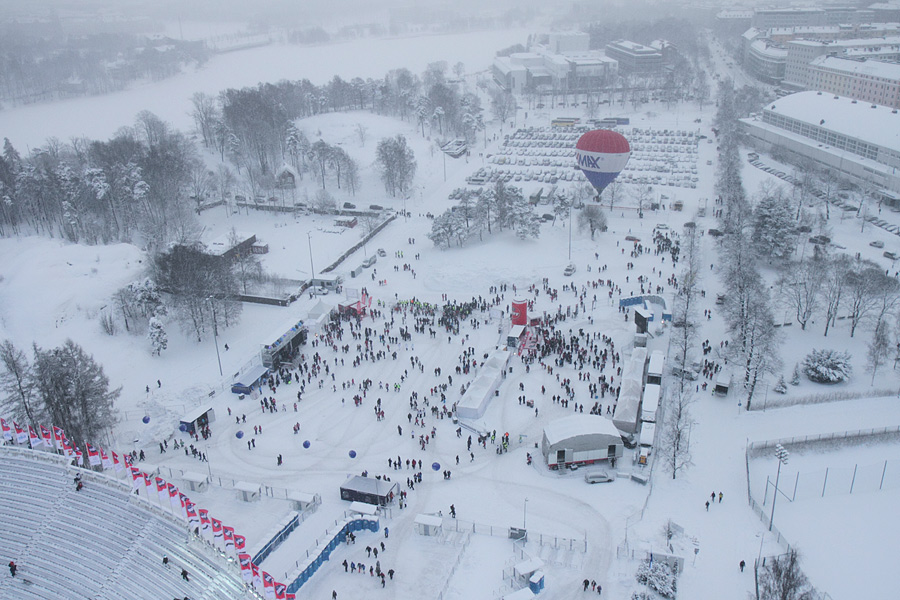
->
<box><xmin>2</xmin><ymin>29</ymin><xmax>900</xmax><ymax>600</ymax></box>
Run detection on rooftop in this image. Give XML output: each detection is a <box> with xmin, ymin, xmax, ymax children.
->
<box><xmin>543</xmin><ymin>414</ymin><xmax>621</xmax><ymax>446</ymax></box>
<box><xmin>810</xmin><ymin>55</ymin><xmax>900</xmax><ymax>79</ymax></box>
<box><xmin>763</xmin><ymin>91</ymin><xmax>900</xmax><ymax>153</ymax></box>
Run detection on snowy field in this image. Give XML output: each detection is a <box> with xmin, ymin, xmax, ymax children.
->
<box><xmin>3</xmin><ymin>29</ymin><xmax>900</xmax><ymax>600</ymax></box>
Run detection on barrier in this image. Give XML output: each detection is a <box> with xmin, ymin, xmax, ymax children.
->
<box><xmin>284</xmin><ymin>517</ymin><xmax>379</xmax><ymax>594</ymax></box>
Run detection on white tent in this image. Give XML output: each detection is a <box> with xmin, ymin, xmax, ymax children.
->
<box><xmin>542</xmin><ymin>414</ymin><xmax>624</xmax><ymax>469</ymax></box>
<box><xmin>455</xmin><ymin>350</ymin><xmax>510</xmax><ymax>420</ymax></box>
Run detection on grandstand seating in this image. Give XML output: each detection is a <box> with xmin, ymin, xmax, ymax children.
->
<box><xmin>0</xmin><ymin>446</ymin><xmax>254</xmax><ymax>600</ymax></box>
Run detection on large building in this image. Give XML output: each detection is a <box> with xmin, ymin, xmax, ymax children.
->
<box><xmin>741</xmin><ymin>25</ymin><xmax>900</xmax><ymax>84</ymax></box>
<box><xmin>751</xmin><ymin>6</ymin><xmax>876</xmax><ymax>30</ymax></box>
<box><xmin>740</xmin><ymin>91</ymin><xmax>900</xmax><ymax>198</ymax></box>
<box><xmin>808</xmin><ymin>56</ymin><xmax>900</xmax><ymax>108</ymax></box>
<box><xmin>783</xmin><ymin>36</ymin><xmax>900</xmax><ymax>89</ymax></box>
<box><xmin>604</xmin><ymin>40</ymin><xmax>664</xmax><ymax>75</ymax></box>
<box><xmin>492</xmin><ymin>48</ymin><xmax>617</xmax><ymax>94</ymax></box>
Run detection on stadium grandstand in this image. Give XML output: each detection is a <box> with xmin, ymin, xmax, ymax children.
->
<box><xmin>0</xmin><ymin>445</ymin><xmax>257</xmax><ymax>600</ymax></box>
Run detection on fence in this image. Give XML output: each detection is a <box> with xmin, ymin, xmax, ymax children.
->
<box><xmin>750</xmin><ymin>388</ymin><xmax>897</xmax><ymax>411</ymax></box>
<box><xmin>320</xmin><ymin>214</ymin><xmax>396</xmax><ymax>274</ymax></box>
<box><xmin>442</xmin><ymin>516</ymin><xmax>587</xmax><ymax>553</ymax></box>
<box><xmin>748</xmin><ymin>426</ymin><xmax>900</xmax><ymax>456</ymax></box>
<box><xmin>435</xmin><ymin>529</ymin><xmax>473</xmax><ymax>600</ymax></box>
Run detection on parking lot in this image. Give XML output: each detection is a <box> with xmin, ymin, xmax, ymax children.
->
<box><xmin>468</xmin><ymin>125</ymin><xmax>700</xmax><ymax>190</ymax></box>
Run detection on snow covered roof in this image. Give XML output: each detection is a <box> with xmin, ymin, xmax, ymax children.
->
<box><xmin>543</xmin><ymin>415</ymin><xmax>622</xmax><ymax>447</ymax></box>
<box><xmin>764</xmin><ymin>92</ymin><xmax>900</xmax><ymax>153</ymax></box>
<box><xmin>308</xmin><ymin>299</ymin><xmax>335</xmax><ymax>320</ymax></box>
<box><xmin>810</xmin><ymin>55</ymin><xmax>900</xmax><ymax>79</ymax></box>
<box><xmin>789</xmin><ymin>35</ymin><xmax>900</xmax><ymax>48</ymax></box>
<box><xmin>750</xmin><ymin>40</ymin><xmax>788</xmax><ymax>58</ymax></box>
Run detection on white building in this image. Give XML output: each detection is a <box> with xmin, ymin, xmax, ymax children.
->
<box><xmin>492</xmin><ymin>47</ymin><xmax>617</xmax><ymax>94</ymax></box>
<box><xmin>808</xmin><ymin>56</ymin><xmax>900</xmax><ymax>109</ymax></box>
<box><xmin>783</xmin><ymin>36</ymin><xmax>900</xmax><ymax>90</ymax></box>
<box><xmin>740</xmin><ymin>91</ymin><xmax>900</xmax><ymax>198</ymax></box>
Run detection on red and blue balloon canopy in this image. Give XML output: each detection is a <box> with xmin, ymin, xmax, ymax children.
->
<box><xmin>574</xmin><ymin>129</ymin><xmax>631</xmax><ymax>195</ymax></box>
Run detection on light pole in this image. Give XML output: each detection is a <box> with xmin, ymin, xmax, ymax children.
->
<box><xmin>768</xmin><ymin>444</ymin><xmax>789</xmax><ymax>531</ymax></box>
<box><xmin>523</xmin><ymin>497</ymin><xmax>528</xmax><ymax>529</ymax></box>
<box><xmin>207</xmin><ymin>297</ymin><xmax>223</xmax><ymax>377</ymax></box>
<box><xmin>307</xmin><ymin>232</ymin><xmax>316</xmax><ymax>282</ymax></box>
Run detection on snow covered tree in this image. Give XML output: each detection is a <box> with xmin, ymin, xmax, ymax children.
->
<box><xmin>791</xmin><ymin>363</ymin><xmax>801</xmax><ymax>385</ymax></box>
<box><xmin>752</xmin><ymin>190</ymin><xmax>796</xmax><ymax>260</ymax></box>
<box><xmin>845</xmin><ymin>261</ymin><xmax>884</xmax><ymax>337</ymax></box>
<box><xmin>489</xmin><ymin>88</ymin><xmax>516</xmax><ymax>132</ymax></box>
<box><xmin>777</xmin><ymin>258</ymin><xmax>824</xmax><ymax>331</ymax></box>
<box><xmin>376</xmin><ymin>135</ymin><xmax>416</xmax><ymax>197</ymax></box>
<box><xmin>512</xmin><ymin>195</ymin><xmax>540</xmax><ymax>240</ymax></box>
<box><xmin>774</xmin><ymin>375</ymin><xmax>788</xmax><ymax>394</ymax></box>
<box><xmin>867</xmin><ymin>320</ymin><xmax>891</xmax><ymax>385</ymax></box>
<box><xmin>661</xmin><ymin>389</ymin><xmax>694</xmax><ymax>479</ymax></box>
<box><xmin>427</xmin><ymin>210</ymin><xmax>459</xmax><ymax>249</ymax></box>
<box><xmin>0</xmin><ymin>340</ymin><xmax>38</xmax><ymax>428</ymax></box>
<box><xmin>577</xmin><ymin>205</ymin><xmax>607</xmax><ymax>239</ymax></box>
<box><xmin>672</xmin><ymin>222</ymin><xmax>703</xmax><ymax>396</ymax></box>
<box><xmin>311</xmin><ymin>189</ymin><xmax>336</xmax><ymax>213</ymax></box>
<box><xmin>635</xmin><ymin>559</ymin><xmax>677</xmax><ymax>598</ymax></box>
<box><xmin>147</xmin><ymin>317</ymin><xmax>168</xmax><ymax>356</ymax></box>
<box><xmin>31</xmin><ymin>339</ymin><xmax>120</xmax><ymax>447</ymax></box>
<box><xmin>821</xmin><ymin>254</ymin><xmax>851</xmax><ymax>337</ymax></box>
<box><xmin>802</xmin><ymin>349</ymin><xmax>852</xmax><ymax>383</ymax></box>
<box><xmin>758</xmin><ymin>549</ymin><xmax>816</xmax><ymax>600</ymax></box>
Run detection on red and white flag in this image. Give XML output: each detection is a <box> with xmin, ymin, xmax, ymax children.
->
<box><xmin>286</xmin><ymin>594</ymin><xmax>296</xmax><ymax>600</ymax></box>
<box><xmin>252</xmin><ymin>563</ymin><xmax>262</xmax><ymax>591</ymax></box>
<box><xmin>234</xmin><ymin>533</ymin><xmax>246</xmax><ymax>551</ymax></box>
<box><xmin>53</xmin><ymin>426</ymin><xmax>65</xmax><ymax>449</ymax></box>
<box><xmin>262</xmin><ymin>571</ymin><xmax>275</xmax><ymax>599</ymax></box>
<box><xmin>86</xmin><ymin>443</ymin><xmax>101</xmax><ymax>466</ymax></box>
<box><xmin>223</xmin><ymin>526</ymin><xmax>235</xmax><ymax>558</ymax></box>
<box><xmin>130</xmin><ymin>466</ymin><xmax>142</xmax><ymax>489</ymax></box>
<box><xmin>211</xmin><ymin>518</ymin><xmax>223</xmax><ymax>549</ymax></box>
<box><xmin>0</xmin><ymin>418</ymin><xmax>11</xmax><ymax>441</ymax></box>
<box><xmin>274</xmin><ymin>582</ymin><xmax>287</xmax><ymax>599</ymax></box>
<box><xmin>118</xmin><ymin>452</ymin><xmax>128</xmax><ymax>471</ymax></box>
<box><xmin>100</xmin><ymin>448</ymin><xmax>112</xmax><ymax>470</ymax></box>
<box><xmin>40</xmin><ymin>425</ymin><xmax>52</xmax><ymax>446</ymax></box>
<box><xmin>74</xmin><ymin>446</ymin><xmax>83</xmax><ymax>465</ymax></box>
<box><xmin>28</xmin><ymin>425</ymin><xmax>41</xmax><ymax>448</ymax></box>
<box><xmin>143</xmin><ymin>472</ymin><xmax>153</xmax><ymax>495</ymax></box>
<box><xmin>238</xmin><ymin>553</ymin><xmax>253</xmax><ymax>583</ymax></box>
<box><xmin>61</xmin><ymin>439</ymin><xmax>73</xmax><ymax>458</ymax></box>
<box><xmin>185</xmin><ymin>501</ymin><xmax>199</xmax><ymax>527</ymax></box>
<box><xmin>155</xmin><ymin>476</ymin><xmax>168</xmax><ymax>505</ymax></box>
<box><xmin>13</xmin><ymin>422</ymin><xmax>27</xmax><ymax>445</ymax></box>
<box><xmin>199</xmin><ymin>509</ymin><xmax>211</xmax><ymax>542</ymax></box>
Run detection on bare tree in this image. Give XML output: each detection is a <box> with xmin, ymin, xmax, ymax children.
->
<box><xmin>0</xmin><ymin>340</ymin><xmax>38</xmax><ymax>428</ymax></box>
<box><xmin>631</xmin><ymin>184</ymin><xmax>653</xmax><ymax>218</ymax></box>
<box><xmin>758</xmin><ymin>549</ymin><xmax>816</xmax><ymax>600</ymax></box>
<box><xmin>672</xmin><ymin>224</ymin><xmax>702</xmax><ymax>395</ymax></box>
<box><xmin>777</xmin><ymin>258</ymin><xmax>824</xmax><ymax>331</ymax></box>
<box><xmin>739</xmin><ymin>291</ymin><xmax>782</xmax><ymax>409</ymax></box>
<box><xmin>867</xmin><ymin>320</ymin><xmax>892</xmax><ymax>385</ymax></box>
<box><xmin>821</xmin><ymin>254</ymin><xmax>851</xmax><ymax>336</ymax></box>
<box><xmin>662</xmin><ymin>389</ymin><xmax>695</xmax><ymax>479</ymax></box>
<box><xmin>354</xmin><ymin>123</ymin><xmax>368</xmax><ymax>147</ymax></box>
<box><xmin>577</xmin><ymin>205</ymin><xmax>606</xmax><ymax>239</ymax></box>
<box><xmin>845</xmin><ymin>261</ymin><xmax>885</xmax><ymax>337</ymax></box>
<box><xmin>489</xmin><ymin>88</ymin><xmax>517</xmax><ymax>133</ymax></box>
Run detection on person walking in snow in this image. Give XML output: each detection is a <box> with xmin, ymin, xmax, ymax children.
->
<box><xmin>8</xmin><ymin>561</ymin><xmax>16</xmax><ymax>577</ymax></box>
<box><xmin>705</xmin><ymin>501</ymin><xmax>709</xmax><ymax>511</ymax></box>
<box><xmin>740</xmin><ymin>560</ymin><xmax>746</xmax><ymax>572</ymax></box>
<box><xmin>583</xmin><ymin>579</ymin><xmax>590</xmax><ymax>591</ymax></box>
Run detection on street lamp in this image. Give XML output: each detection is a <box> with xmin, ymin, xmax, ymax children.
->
<box><xmin>307</xmin><ymin>232</ymin><xmax>316</xmax><ymax>282</ymax></box>
<box><xmin>523</xmin><ymin>497</ymin><xmax>528</xmax><ymax>529</ymax></box>
<box><xmin>207</xmin><ymin>297</ymin><xmax>223</xmax><ymax>377</ymax></box>
<box><xmin>768</xmin><ymin>444</ymin><xmax>789</xmax><ymax>531</ymax></box>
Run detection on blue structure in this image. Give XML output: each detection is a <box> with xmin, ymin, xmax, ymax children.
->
<box><xmin>252</xmin><ymin>513</ymin><xmax>301</xmax><ymax>565</ymax></box>
<box><xmin>618</xmin><ymin>295</ymin><xmax>672</xmax><ymax>322</ymax></box>
<box><xmin>285</xmin><ymin>517</ymin><xmax>379</xmax><ymax>594</ymax></box>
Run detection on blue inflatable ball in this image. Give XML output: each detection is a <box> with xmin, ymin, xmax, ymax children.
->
<box><xmin>349</xmin><ymin>450</ymin><xmax>357</xmax><ymax>458</ymax></box>
<box><xmin>179</xmin><ymin>423</ymin><xmax>188</xmax><ymax>433</ymax></box>
<box><xmin>432</xmin><ymin>462</ymin><xmax>441</xmax><ymax>471</ymax></box>
<box><xmin>235</xmin><ymin>430</ymin><xmax>244</xmax><ymax>439</ymax></box>
<box><xmin>142</xmin><ymin>415</ymin><xmax>150</xmax><ymax>424</ymax></box>
<box><xmin>303</xmin><ymin>440</ymin><xmax>311</xmax><ymax>449</ymax></box>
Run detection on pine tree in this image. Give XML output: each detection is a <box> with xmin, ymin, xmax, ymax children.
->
<box><xmin>148</xmin><ymin>317</ymin><xmax>168</xmax><ymax>356</ymax></box>
<box><xmin>791</xmin><ymin>363</ymin><xmax>801</xmax><ymax>385</ymax></box>
<box><xmin>774</xmin><ymin>375</ymin><xmax>788</xmax><ymax>394</ymax></box>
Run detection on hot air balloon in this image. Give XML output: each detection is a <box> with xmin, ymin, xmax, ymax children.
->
<box><xmin>303</xmin><ymin>440</ymin><xmax>311</xmax><ymax>449</ymax></box>
<box><xmin>142</xmin><ymin>415</ymin><xmax>150</xmax><ymax>424</ymax></box>
<box><xmin>235</xmin><ymin>430</ymin><xmax>244</xmax><ymax>439</ymax></box>
<box><xmin>349</xmin><ymin>450</ymin><xmax>357</xmax><ymax>458</ymax></box>
<box><xmin>574</xmin><ymin>130</ymin><xmax>631</xmax><ymax>196</ymax></box>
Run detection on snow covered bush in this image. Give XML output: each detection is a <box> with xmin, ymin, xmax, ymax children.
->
<box><xmin>631</xmin><ymin>592</ymin><xmax>653</xmax><ymax>600</ymax></box>
<box><xmin>773</xmin><ymin>375</ymin><xmax>787</xmax><ymax>394</ymax></box>
<box><xmin>635</xmin><ymin>559</ymin><xmax>677</xmax><ymax>598</ymax></box>
<box><xmin>802</xmin><ymin>349</ymin><xmax>852</xmax><ymax>383</ymax></box>
<box><xmin>790</xmin><ymin>363</ymin><xmax>800</xmax><ymax>386</ymax></box>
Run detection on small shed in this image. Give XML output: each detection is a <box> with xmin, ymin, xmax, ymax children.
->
<box><xmin>339</xmin><ymin>476</ymin><xmax>399</xmax><ymax>506</ymax></box>
<box><xmin>287</xmin><ymin>490</ymin><xmax>320</xmax><ymax>512</ymax></box>
<box><xmin>349</xmin><ymin>501</ymin><xmax>378</xmax><ymax>516</ymax></box>
<box><xmin>414</xmin><ymin>513</ymin><xmax>443</xmax><ymax>536</ymax></box>
<box><xmin>180</xmin><ymin>471</ymin><xmax>209</xmax><ymax>493</ymax></box>
<box><xmin>529</xmin><ymin>571</ymin><xmax>545</xmax><ymax>594</ymax></box>
<box><xmin>275</xmin><ymin>164</ymin><xmax>298</xmax><ymax>189</ymax></box>
<box><xmin>507</xmin><ymin>325</ymin><xmax>526</xmax><ymax>348</ymax></box>
<box><xmin>514</xmin><ymin>558</ymin><xmax>544</xmax><ymax>589</ymax></box>
<box><xmin>542</xmin><ymin>415</ymin><xmax>624</xmax><ymax>469</ymax></box>
<box><xmin>503</xmin><ymin>588</ymin><xmax>535</xmax><ymax>600</ymax></box>
<box><xmin>231</xmin><ymin>364</ymin><xmax>269</xmax><ymax>395</ymax></box>
<box><xmin>179</xmin><ymin>406</ymin><xmax>215</xmax><ymax>435</ymax></box>
<box><xmin>235</xmin><ymin>481</ymin><xmax>261</xmax><ymax>502</ymax></box>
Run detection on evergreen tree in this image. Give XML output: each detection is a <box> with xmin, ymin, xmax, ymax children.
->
<box><xmin>752</xmin><ymin>191</ymin><xmax>796</xmax><ymax>259</ymax></box>
<box><xmin>148</xmin><ymin>317</ymin><xmax>168</xmax><ymax>356</ymax></box>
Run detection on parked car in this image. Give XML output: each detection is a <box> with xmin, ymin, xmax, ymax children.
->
<box><xmin>564</xmin><ymin>263</ymin><xmax>576</xmax><ymax>276</ymax></box>
<box><xmin>343</xmin><ymin>202</ymin><xmax>356</xmax><ymax>209</ymax></box>
<box><xmin>362</xmin><ymin>256</ymin><xmax>377</xmax><ymax>268</ymax></box>
<box><xmin>377</xmin><ymin>248</ymin><xmax>387</xmax><ymax>257</ymax></box>
<box><xmin>656</xmin><ymin>224</ymin><xmax>669</xmax><ymax>230</ymax></box>
<box><xmin>584</xmin><ymin>470</ymin><xmax>614</xmax><ymax>484</ymax></box>
<box><xmin>884</xmin><ymin>251</ymin><xmax>898</xmax><ymax>260</ymax></box>
<box><xmin>309</xmin><ymin>286</ymin><xmax>329</xmax><ymax>296</ymax></box>
<box><xmin>870</xmin><ymin>240</ymin><xmax>885</xmax><ymax>248</ymax></box>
